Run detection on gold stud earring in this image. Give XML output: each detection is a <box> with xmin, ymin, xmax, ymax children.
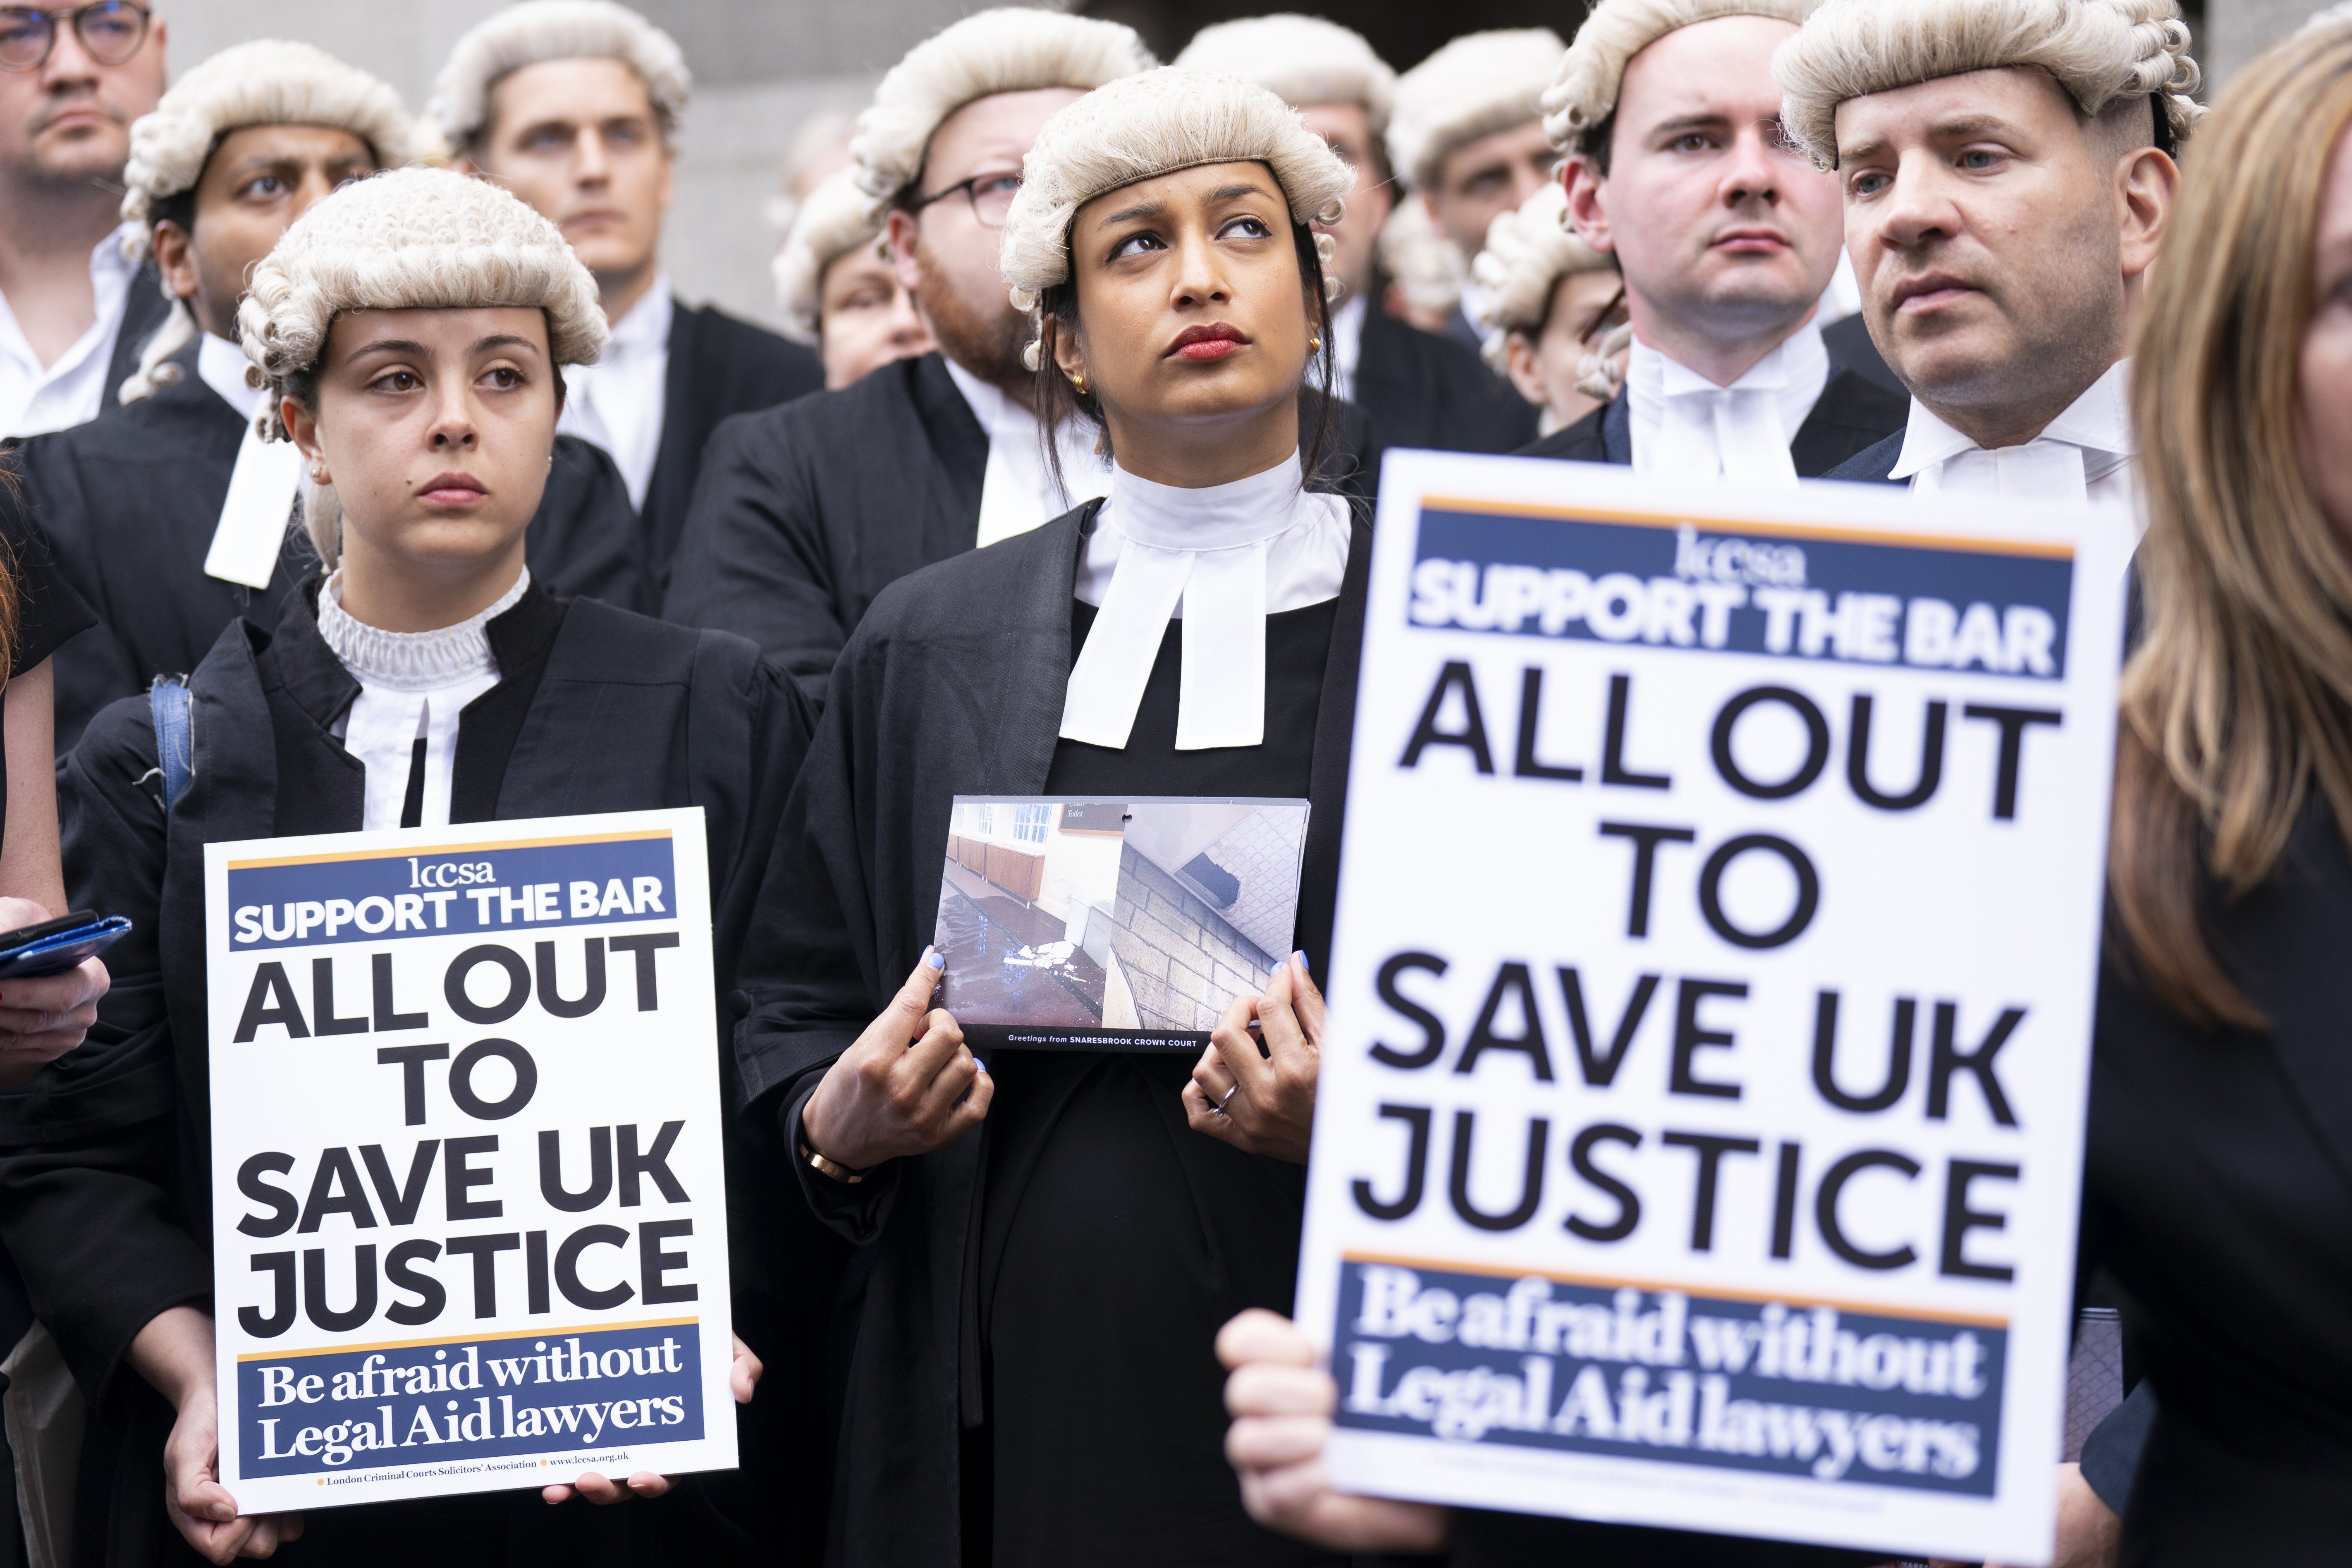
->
<box><xmin>1069</xmin><ymin>369</ymin><xmax>1088</xmax><ymax>396</ymax></box>
<box><xmin>1309</xmin><ymin>335</ymin><xmax>1322</xmax><ymax>353</ymax></box>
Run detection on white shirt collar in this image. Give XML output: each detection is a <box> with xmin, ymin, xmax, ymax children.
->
<box><xmin>196</xmin><ymin>330</ymin><xmax>266</xmax><ymax>422</ymax></box>
<box><xmin>316</xmin><ymin>566</ymin><xmax>529</xmax><ymax>692</ymax></box>
<box><xmin>554</xmin><ymin>277</ymin><xmax>673</xmax><ymax>511</ymax></box>
<box><xmin>0</xmin><ymin>220</ymin><xmax>144</xmax><ymax>437</ymax></box>
<box><xmin>1061</xmin><ymin>452</ymin><xmax>1350</xmax><ymax>753</ymax></box>
<box><xmin>1890</xmin><ymin>359</ymin><xmax>2136</xmax><ymax>514</ymax></box>
<box><xmin>943</xmin><ymin>355</ymin><xmax>1113</xmax><ymax>548</ymax></box>
<box><xmin>1625</xmin><ymin>320</ymin><xmax>1829</xmax><ymax>486</ymax></box>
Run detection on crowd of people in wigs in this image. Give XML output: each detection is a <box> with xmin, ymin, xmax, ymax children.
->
<box><xmin>0</xmin><ymin>0</ymin><xmax>2339</xmax><ymax>1562</ymax></box>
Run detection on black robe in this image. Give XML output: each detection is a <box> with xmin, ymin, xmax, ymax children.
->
<box><xmin>1819</xmin><ymin>313</ymin><xmax>1906</xmax><ymax>397</ymax></box>
<box><xmin>0</xmin><ymin>584</ymin><xmax>834</xmax><ymax>1567</ymax></box>
<box><xmin>659</xmin><ymin>351</ymin><xmax>1382</xmax><ymax>704</ymax></box>
<box><xmin>96</xmin><ymin>260</ymin><xmax>174</xmax><ymax>417</ymax></box>
<box><xmin>639</xmin><ymin>301</ymin><xmax>822</xmax><ymax>587</ymax></box>
<box><xmin>1351</xmin><ymin>306</ymin><xmax>1535</xmax><ymax>455</ymax></box>
<box><xmin>726</xmin><ymin>501</ymin><xmax>1368</xmax><ymax>1566</ymax></box>
<box><xmin>12</xmin><ymin>343</ymin><xmax>652</xmax><ymax>751</ymax></box>
<box><xmin>1517</xmin><ymin>361</ymin><xmax>1908</xmax><ymax>476</ymax></box>
<box><xmin>1824</xmin><ymin>430</ymin><xmax>1905</xmax><ymax>485</ymax></box>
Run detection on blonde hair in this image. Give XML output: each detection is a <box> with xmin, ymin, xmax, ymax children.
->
<box><xmin>1387</xmin><ymin>29</ymin><xmax>1565</xmax><ymax>193</ymax></box>
<box><xmin>1173</xmin><ymin>15</ymin><xmax>1397</xmax><ymax>134</ymax></box>
<box><xmin>117</xmin><ymin>40</ymin><xmax>414</xmax><ymax>402</ymax></box>
<box><xmin>1772</xmin><ymin>0</ymin><xmax>2203</xmax><ymax>168</ymax></box>
<box><xmin>998</xmin><ymin>67</ymin><xmax>1352</xmax><ymax>321</ymax></box>
<box><xmin>2114</xmin><ymin>26</ymin><xmax>2352</xmax><ymax>1027</ymax></box>
<box><xmin>238</xmin><ymin>168</ymin><xmax>608</xmax><ymax>569</ymax></box>
<box><xmin>425</xmin><ymin>0</ymin><xmax>689</xmax><ymax>154</ymax></box>
<box><xmin>1545</xmin><ymin>0</ymin><xmax>1812</xmax><ymax>153</ymax></box>
<box><xmin>851</xmin><ymin>8</ymin><xmax>1154</xmax><ymax>205</ymax></box>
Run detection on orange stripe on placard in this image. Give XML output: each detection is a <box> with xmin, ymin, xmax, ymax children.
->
<box><xmin>1418</xmin><ymin>495</ymin><xmax>2079</xmax><ymax>562</ymax></box>
<box><xmin>226</xmin><ymin>829</ymin><xmax>673</xmax><ymax>871</ymax></box>
<box><xmin>1341</xmin><ymin>1251</ymin><xmax>2010</xmax><ymax>1329</ymax></box>
<box><xmin>235</xmin><ymin>1317</ymin><xmax>700</xmax><ymax>1361</ymax></box>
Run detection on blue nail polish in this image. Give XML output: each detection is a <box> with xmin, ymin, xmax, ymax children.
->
<box><xmin>973</xmin><ymin>1059</ymin><xmax>987</xmax><ymax>1074</ymax></box>
<box><xmin>927</xmin><ymin>949</ymin><xmax>945</xmax><ymax>970</ymax></box>
<box><xmin>1293</xmin><ymin>950</ymin><xmax>1310</xmax><ymax>974</ymax></box>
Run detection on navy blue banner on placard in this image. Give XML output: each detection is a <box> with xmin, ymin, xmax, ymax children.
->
<box><xmin>226</xmin><ymin>833</ymin><xmax>677</xmax><ymax>951</ymax></box>
<box><xmin>1410</xmin><ymin>508</ymin><xmax>2074</xmax><ymax>680</ymax></box>
<box><xmin>237</xmin><ymin>1319</ymin><xmax>705</xmax><ymax>1480</ymax></box>
<box><xmin>1329</xmin><ymin>1261</ymin><xmax>2004</xmax><ymax>1496</ymax></box>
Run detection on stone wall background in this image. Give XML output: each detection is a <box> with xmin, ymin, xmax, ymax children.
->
<box><xmin>1105</xmin><ymin>844</ymin><xmax>1277</xmax><ymax>1033</ymax></box>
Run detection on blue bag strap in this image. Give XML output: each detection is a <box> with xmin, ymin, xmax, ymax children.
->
<box><xmin>148</xmin><ymin>676</ymin><xmax>193</xmax><ymax>814</ymax></box>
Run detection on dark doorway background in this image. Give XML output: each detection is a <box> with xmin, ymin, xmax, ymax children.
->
<box><xmin>1079</xmin><ymin>0</ymin><xmax>1584</xmax><ymax>74</ymax></box>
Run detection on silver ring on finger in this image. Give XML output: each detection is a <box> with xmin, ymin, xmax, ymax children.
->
<box><xmin>1220</xmin><ymin>1083</ymin><xmax>1238</xmax><ymax>1109</ymax></box>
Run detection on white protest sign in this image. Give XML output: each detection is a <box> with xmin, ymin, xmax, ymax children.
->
<box><xmin>1295</xmin><ymin>454</ymin><xmax>2125</xmax><ymax>1564</ymax></box>
<box><xmin>206</xmin><ymin>810</ymin><xmax>736</xmax><ymax>1512</ymax></box>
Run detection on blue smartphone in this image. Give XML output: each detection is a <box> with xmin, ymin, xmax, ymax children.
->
<box><xmin>0</xmin><ymin>911</ymin><xmax>130</xmax><ymax>980</ymax></box>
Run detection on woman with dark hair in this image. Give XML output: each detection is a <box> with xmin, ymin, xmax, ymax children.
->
<box><xmin>733</xmin><ymin>68</ymin><xmax>1371</xmax><ymax>1566</ymax></box>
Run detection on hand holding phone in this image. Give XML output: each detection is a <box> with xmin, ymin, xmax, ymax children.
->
<box><xmin>0</xmin><ymin>900</ymin><xmax>118</xmax><ymax>1090</ymax></box>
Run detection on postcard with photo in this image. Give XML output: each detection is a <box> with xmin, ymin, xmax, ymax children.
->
<box><xmin>933</xmin><ymin>796</ymin><xmax>1312</xmax><ymax>1051</ymax></box>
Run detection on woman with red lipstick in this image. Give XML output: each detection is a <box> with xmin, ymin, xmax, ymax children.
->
<box><xmin>0</xmin><ymin>169</ymin><xmax>819</xmax><ymax>1566</ymax></box>
<box><xmin>730</xmin><ymin>69</ymin><xmax>1368</xmax><ymax>1566</ymax></box>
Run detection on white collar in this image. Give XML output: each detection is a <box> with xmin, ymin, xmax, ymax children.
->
<box><xmin>943</xmin><ymin>354</ymin><xmax>1113</xmax><ymax>547</ymax></box>
<box><xmin>316</xmin><ymin>567</ymin><xmax>530</xmax><ymax>692</ymax></box>
<box><xmin>1891</xmin><ymin>359</ymin><xmax>2134</xmax><ymax>481</ymax></box>
<box><xmin>1061</xmin><ymin>452</ymin><xmax>1348</xmax><ymax>752</ymax></box>
<box><xmin>602</xmin><ymin>276</ymin><xmax>674</xmax><ymax>356</ymax></box>
<box><xmin>196</xmin><ymin>331</ymin><xmax>265</xmax><ymax>421</ymax></box>
<box><xmin>1625</xmin><ymin>322</ymin><xmax>1829</xmax><ymax>485</ymax></box>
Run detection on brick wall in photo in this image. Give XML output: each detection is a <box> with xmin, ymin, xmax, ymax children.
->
<box><xmin>1105</xmin><ymin>844</ymin><xmax>1279</xmax><ymax>1032</ymax></box>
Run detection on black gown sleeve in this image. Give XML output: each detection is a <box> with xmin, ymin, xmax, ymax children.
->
<box><xmin>0</xmin><ymin>694</ymin><xmax>207</xmax><ymax>1413</ymax></box>
<box><xmin>527</xmin><ymin>436</ymin><xmax>653</xmax><ymax>616</ymax></box>
<box><xmin>0</xmin><ymin>454</ymin><xmax>98</xmax><ymax>675</ymax></box>
<box><xmin>661</xmin><ymin>409</ymin><xmax>848</xmax><ymax>697</ymax></box>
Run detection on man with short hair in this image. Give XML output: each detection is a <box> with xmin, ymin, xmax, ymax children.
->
<box><xmin>1776</xmin><ymin>0</ymin><xmax>2194</xmax><ymax>509</ymax></box>
<box><xmin>13</xmin><ymin>40</ymin><xmax>641</xmax><ymax>749</ymax></box>
<box><xmin>0</xmin><ymin>0</ymin><xmax>170</xmax><ymax>435</ymax></box>
<box><xmin>1387</xmin><ymin>29</ymin><xmax>1567</xmax><ymax>351</ymax></box>
<box><xmin>1525</xmin><ymin>0</ymin><xmax>1906</xmax><ymax>477</ymax></box>
<box><xmin>436</xmin><ymin>0</ymin><xmax>821</xmax><ymax>581</ymax></box>
<box><xmin>1176</xmin><ymin>14</ymin><xmax>1535</xmax><ymax>454</ymax></box>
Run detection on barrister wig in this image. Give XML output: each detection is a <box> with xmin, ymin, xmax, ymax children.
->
<box><xmin>1172</xmin><ymin>14</ymin><xmax>1397</xmax><ymax>136</ymax></box>
<box><xmin>238</xmin><ymin>168</ymin><xmax>608</xmax><ymax>565</ymax></box>
<box><xmin>850</xmin><ymin>8</ymin><xmax>1156</xmax><ymax>204</ymax></box>
<box><xmin>1379</xmin><ymin>195</ymin><xmax>1467</xmax><ymax>316</ymax></box>
<box><xmin>117</xmin><ymin>40</ymin><xmax>414</xmax><ymax>400</ymax></box>
<box><xmin>773</xmin><ymin>168</ymin><xmax>888</xmax><ymax>344</ymax></box>
<box><xmin>1543</xmin><ymin>0</ymin><xmax>1811</xmax><ymax>154</ymax></box>
<box><xmin>424</xmin><ymin>0</ymin><xmax>690</xmax><ymax>155</ymax></box>
<box><xmin>998</xmin><ymin>67</ymin><xmax>1355</xmax><ymax>319</ymax></box>
<box><xmin>1386</xmin><ymin>29</ymin><xmax>1566</xmax><ymax>194</ymax></box>
<box><xmin>1471</xmin><ymin>181</ymin><xmax>1618</xmax><ymax>370</ymax></box>
<box><xmin>1772</xmin><ymin>0</ymin><xmax>2204</xmax><ymax>169</ymax></box>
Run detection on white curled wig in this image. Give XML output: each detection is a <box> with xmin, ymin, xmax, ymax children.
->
<box><xmin>1379</xmin><ymin>196</ymin><xmax>1467</xmax><ymax>316</ymax></box>
<box><xmin>238</xmin><ymin>168</ymin><xmax>609</xmax><ymax>567</ymax></box>
<box><xmin>1773</xmin><ymin>0</ymin><xmax>2204</xmax><ymax>169</ymax></box>
<box><xmin>1544</xmin><ymin>0</ymin><xmax>1812</xmax><ymax>153</ymax></box>
<box><xmin>1471</xmin><ymin>181</ymin><xmax>1617</xmax><ymax>370</ymax></box>
<box><xmin>116</xmin><ymin>40</ymin><xmax>414</xmax><ymax>401</ymax></box>
<box><xmin>851</xmin><ymin>8</ymin><xmax>1155</xmax><ymax>204</ymax></box>
<box><xmin>997</xmin><ymin>67</ymin><xmax>1355</xmax><ymax>346</ymax></box>
<box><xmin>425</xmin><ymin>0</ymin><xmax>690</xmax><ymax>155</ymax></box>
<box><xmin>1386</xmin><ymin>29</ymin><xmax>1566</xmax><ymax>193</ymax></box>
<box><xmin>773</xmin><ymin>167</ymin><xmax>887</xmax><ymax>344</ymax></box>
<box><xmin>1173</xmin><ymin>14</ymin><xmax>1396</xmax><ymax>135</ymax></box>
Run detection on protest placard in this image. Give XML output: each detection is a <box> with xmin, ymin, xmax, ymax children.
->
<box><xmin>1294</xmin><ymin>453</ymin><xmax>2127</xmax><ymax>1563</ymax></box>
<box><xmin>206</xmin><ymin>810</ymin><xmax>736</xmax><ymax>1513</ymax></box>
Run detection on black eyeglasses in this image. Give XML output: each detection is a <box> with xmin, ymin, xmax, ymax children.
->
<box><xmin>908</xmin><ymin>170</ymin><xmax>1023</xmax><ymax>230</ymax></box>
<box><xmin>0</xmin><ymin>2</ymin><xmax>149</xmax><ymax>72</ymax></box>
